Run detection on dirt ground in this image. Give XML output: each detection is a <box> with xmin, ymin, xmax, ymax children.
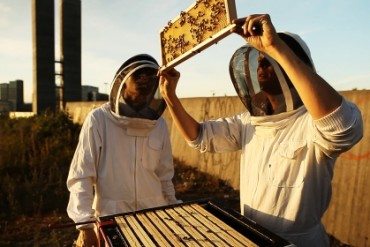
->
<box><xmin>0</xmin><ymin>163</ymin><xmax>351</xmax><ymax>246</ymax></box>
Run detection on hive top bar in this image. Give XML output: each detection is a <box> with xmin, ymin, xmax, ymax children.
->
<box><xmin>98</xmin><ymin>200</ymin><xmax>294</xmax><ymax>247</ymax></box>
<box><xmin>159</xmin><ymin>0</ymin><xmax>237</xmax><ymax>71</ymax></box>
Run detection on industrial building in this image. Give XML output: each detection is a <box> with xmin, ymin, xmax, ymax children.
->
<box><xmin>32</xmin><ymin>0</ymin><xmax>82</xmax><ymax>114</ymax></box>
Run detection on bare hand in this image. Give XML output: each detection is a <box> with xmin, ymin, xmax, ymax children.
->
<box><xmin>75</xmin><ymin>228</ymin><xmax>99</xmax><ymax>247</ymax></box>
<box><xmin>158</xmin><ymin>68</ymin><xmax>180</xmax><ymax>101</ymax></box>
<box><xmin>232</xmin><ymin>14</ymin><xmax>282</xmax><ymax>54</ymax></box>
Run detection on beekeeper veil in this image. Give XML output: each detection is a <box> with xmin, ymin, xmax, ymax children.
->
<box><xmin>229</xmin><ymin>32</ymin><xmax>315</xmax><ymax>116</ymax></box>
<box><xmin>109</xmin><ymin>54</ymin><xmax>166</xmax><ymax>120</ymax></box>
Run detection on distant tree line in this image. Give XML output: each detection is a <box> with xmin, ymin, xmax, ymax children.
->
<box><xmin>0</xmin><ymin>111</ymin><xmax>81</xmax><ymax>219</ymax></box>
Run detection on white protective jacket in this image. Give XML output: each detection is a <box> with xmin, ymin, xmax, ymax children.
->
<box><xmin>67</xmin><ymin>103</ymin><xmax>177</xmax><ymax>228</ymax></box>
<box><xmin>188</xmin><ymin>99</ymin><xmax>363</xmax><ymax>246</ymax></box>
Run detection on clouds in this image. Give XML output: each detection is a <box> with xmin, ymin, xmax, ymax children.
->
<box><xmin>81</xmin><ymin>50</ymin><xmax>119</xmax><ymax>93</ymax></box>
<box><xmin>0</xmin><ymin>1</ymin><xmax>32</xmax><ymax>101</ymax></box>
<box><xmin>0</xmin><ymin>37</ymin><xmax>31</xmax><ymax>58</ymax></box>
<box><xmin>0</xmin><ymin>3</ymin><xmax>11</xmax><ymax>28</ymax></box>
<box><xmin>335</xmin><ymin>73</ymin><xmax>370</xmax><ymax>90</ymax></box>
<box><xmin>0</xmin><ymin>1</ymin><xmax>31</xmax><ymax>59</ymax></box>
<box><xmin>1</xmin><ymin>0</ymin><xmax>369</xmax><ymax>104</ymax></box>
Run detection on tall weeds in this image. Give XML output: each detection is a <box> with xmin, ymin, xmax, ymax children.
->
<box><xmin>0</xmin><ymin>111</ymin><xmax>81</xmax><ymax>219</ymax></box>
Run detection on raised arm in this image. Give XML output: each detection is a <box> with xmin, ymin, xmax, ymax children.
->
<box><xmin>158</xmin><ymin>68</ymin><xmax>200</xmax><ymax>141</ymax></box>
<box><xmin>233</xmin><ymin>14</ymin><xmax>342</xmax><ymax>119</ymax></box>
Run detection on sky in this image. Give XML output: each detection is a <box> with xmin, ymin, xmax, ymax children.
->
<box><xmin>0</xmin><ymin>0</ymin><xmax>370</xmax><ymax>103</ymax></box>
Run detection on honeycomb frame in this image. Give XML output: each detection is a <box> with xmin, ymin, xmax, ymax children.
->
<box><xmin>159</xmin><ymin>0</ymin><xmax>237</xmax><ymax>71</ymax></box>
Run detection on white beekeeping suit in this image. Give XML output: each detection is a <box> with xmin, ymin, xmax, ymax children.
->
<box><xmin>187</xmin><ymin>33</ymin><xmax>363</xmax><ymax>246</ymax></box>
<box><xmin>67</xmin><ymin>54</ymin><xmax>178</xmax><ymax>245</ymax></box>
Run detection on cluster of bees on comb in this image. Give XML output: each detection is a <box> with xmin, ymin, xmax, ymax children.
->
<box><xmin>161</xmin><ymin>0</ymin><xmax>228</xmax><ymax>64</ymax></box>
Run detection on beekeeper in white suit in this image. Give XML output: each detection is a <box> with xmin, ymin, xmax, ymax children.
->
<box><xmin>67</xmin><ymin>54</ymin><xmax>179</xmax><ymax>246</ymax></box>
<box><xmin>159</xmin><ymin>14</ymin><xmax>363</xmax><ymax>246</ymax></box>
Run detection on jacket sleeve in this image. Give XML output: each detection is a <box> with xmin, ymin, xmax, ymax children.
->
<box><xmin>157</xmin><ymin>120</ymin><xmax>179</xmax><ymax>205</ymax></box>
<box><xmin>66</xmin><ymin>111</ymin><xmax>102</xmax><ymax>229</ymax></box>
<box><xmin>187</xmin><ymin>113</ymin><xmax>246</xmax><ymax>153</ymax></box>
<box><xmin>313</xmin><ymin>97</ymin><xmax>363</xmax><ymax>158</ymax></box>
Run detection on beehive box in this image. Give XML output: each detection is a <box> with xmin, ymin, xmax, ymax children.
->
<box><xmin>98</xmin><ymin>201</ymin><xmax>293</xmax><ymax>246</ymax></box>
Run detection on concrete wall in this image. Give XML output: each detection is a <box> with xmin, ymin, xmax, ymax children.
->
<box><xmin>321</xmin><ymin>90</ymin><xmax>370</xmax><ymax>247</ymax></box>
<box><xmin>60</xmin><ymin>0</ymin><xmax>82</xmax><ymax>102</ymax></box>
<box><xmin>66</xmin><ymin>90</ymin><xmax>369</xmax><ymax>247</ymax></box>
<box><xmin>32</xmin><ymin>0</ymin><xmax>56</xmax><ymax>113</ymax></box>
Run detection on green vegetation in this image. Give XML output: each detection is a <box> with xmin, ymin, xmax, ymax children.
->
<box><xmin>0</xmin><ymin>112</ymin><xmax>350</xmax><ymax>246</ymax></box>
<box><xmin>0</xmin><ymin>111</ymin><xmax>81</xmax><ymax>219</ymax></box>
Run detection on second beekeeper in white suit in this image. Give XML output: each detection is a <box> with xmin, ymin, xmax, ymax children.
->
<box><xmin>67</xmin><ymin>54</ymin><xmax>179</xmax><ymax>246</ymax></box>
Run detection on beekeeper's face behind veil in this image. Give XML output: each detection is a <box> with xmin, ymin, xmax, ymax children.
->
<box><xmin>229</xmin><ymin>32</ymin><xmax>315</xmax><ymax>116</ymax></box>
<box><xmin>109</xmin><ymin>54</ymin><xmax>166</xmax><ymax>120</ymax></box>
